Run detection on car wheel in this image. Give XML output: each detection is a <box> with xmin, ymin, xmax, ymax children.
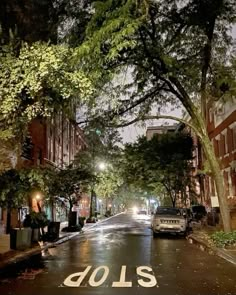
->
<box><xmin>181</xmin><ymin>231</ymin><xmax>187</xmax><ymax>237</ymax></box>
<box><xmin>153</xmin><ymin>231</ymin><xmax>158</xmax><ymax>238</ymax></box>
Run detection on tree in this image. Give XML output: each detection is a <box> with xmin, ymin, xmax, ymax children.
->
<box><xmin>0</xmin><ymin>42</ymin><xmax>93</xmax><ymax>140</ymax></box>
<box><xmin>47</xmin><ymin>165</ymin><xmax>92</xmax><ymax>227</ymax></box>
<box><xmin>75</xmin><ymin>0</ymin><xmax>236</xmax><ymax>231</ymax></box>
<box><xmin>0</xmin><ymin>167</ymin><xmax>47</xmax><ymax>233</ymax></box>
<box><xmin>75</xmin><ymin>124</ymin><xmax>123</xmax><ymax>216</ymax></box>
<box><xmin>95</xmin><ymin>166</ymin><xmax>124</xmax><ymax>213</ymax></box>
<box><xmin>122</xmin><ymin>133</ymin><xmax>195</xmax><ymax>207</ymax></box>
<box><xmin>0</xmin><ymin>0</ymin><xmax>94</xmax><ymax>142</ymax></box>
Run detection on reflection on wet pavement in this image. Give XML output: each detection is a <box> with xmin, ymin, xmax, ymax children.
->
<box><xmin>0</xmin><ymin>213</ymin><xmax>236</xmax><ymax>295</ymax></box>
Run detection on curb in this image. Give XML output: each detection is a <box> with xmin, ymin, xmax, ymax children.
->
<box><xmin>187</xmin><ymin>234</ymin><xmax>236</xmax><ymax>266</ymax></box>
<box><xmin>0</xmin><ymin>246</ymin><xmax>42</xmax><ymax>272</ymax></box>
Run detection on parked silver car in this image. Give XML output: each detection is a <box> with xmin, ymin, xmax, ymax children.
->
<box><xmin>151</xmin><ymin>207</ymin><xmax>187</xmax><ymax>237</ymax></box>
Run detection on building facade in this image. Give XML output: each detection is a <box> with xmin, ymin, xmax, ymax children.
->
<box><xmin>0</xmin><ymin>112</ymin><xmax>89</xmax><ymax>233</ymax></box>
<box><xmin>146</xmin><ymin>125</ymin><xmax>177</xmax><ymax>140</ymax></box>
<box><xmin>204</xmin><ymin>98</ymin><xmax>236</xmax><ymax>227</ymax></box>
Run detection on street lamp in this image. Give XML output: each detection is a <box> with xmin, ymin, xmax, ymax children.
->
<box><xmin>91</xmin><ymin>161</ymin><xmax>108</xmax><ymax>217</ymax></box>
<box><xmin>98</xmin><ymin>162</ymin><xmax>106</xmax><ymax>171</ymax></box>
<box><xmin>35</xmin><ymin>194</ymin><xmax>41</xmax><ymax>201</ymax></box>
<box><xmin>89</xmin><ymin>128</ymin><xmax>105</xmax><ymax>219</ymax></box>
<box><xmin>34</xmin><ymin>192</ymin><xmax>42</xmax><ymax>212</ymax></box>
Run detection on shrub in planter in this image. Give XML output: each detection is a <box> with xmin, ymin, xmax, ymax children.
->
<box><xmin>10</xmin><ymin>227</ymin><xmax>32</xmax><ymax>250</ymax></box>
<box><xmin>23</xmin><ymin>212</ymin><xmax>49</xmax><ymax>241</ymax></box>
<box><xmin>78</xmin><ymin>217</ymin><xmax>86</xmax><ymax>228</ymax></box>
<box><xmin>61</xmin><ymin>224</ymin><xmax>82</xmax><ymax>232</ymax></box>
<box><xmin>86</xmin><ymin>216</ymin><xmax>96</xmax><ymax>223</ymax></box>
<box><xmin>47</xmin><ymin>221</ymin><xmax>61</xmax><ymax>241</ymax></box>
<box><xmin>105</xmin><ymin>210</ymin><xmax>111</xmax><ymax>217</ymax></box>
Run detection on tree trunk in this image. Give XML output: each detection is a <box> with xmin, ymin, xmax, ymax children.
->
<box><xmin>6</xmin><ymin>207</ymin><xmax>11</xmax><ymax>234</ymax></box>
<box><xmin>200</xmin><ymin>132</ymin><xmax>231</xmax><ymax>232</ymax></box>
<box><xmin>68</xmin><ymin>201</ymin><xmax>73</xmax><ymax>227</ymax></box>
<box><xmin>168</xmin><ymin>191</ymin><xmax>175</xmax><ymax>207</ymax></box>
<box><xmin>51</xmin><ymin>199</ymin><xmax>54</xmax><ymax>221</ymax></box>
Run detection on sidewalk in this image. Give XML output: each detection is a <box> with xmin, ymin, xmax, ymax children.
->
<box><xmin>0</xmin><ymin>214</ymin><xmax>121</xmax><ymax>273</ymax></box>
<box><xmin>187</xmin><ymin>225</ymin><xmax>236</xmax><ymax>266</ymax></box>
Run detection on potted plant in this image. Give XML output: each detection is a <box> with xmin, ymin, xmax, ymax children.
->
<box><xmin>23</xmin><ymin>211</ymin><xmax>49</xmax><ymax>242</ymax></box>
<box><xmin>0</xmin><ymin>169</ymin><xmax>33</xmax><ymax>250</ymax></box>
<box><xmin>79</xmin><ymin>216</ymin><xmax>86</xmax><ymax>228</ymax></box>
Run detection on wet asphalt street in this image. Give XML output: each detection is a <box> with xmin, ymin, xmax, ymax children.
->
<box><xmin>0</xmin><ymin>212</ymin><xmax>236</xmax><ymax>295</ymax></box>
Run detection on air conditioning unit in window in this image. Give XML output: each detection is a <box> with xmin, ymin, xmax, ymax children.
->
<box><xmin>230</xmin><ymin>160</ymin><xmax>236</xmax><ymax>172</ymax></box>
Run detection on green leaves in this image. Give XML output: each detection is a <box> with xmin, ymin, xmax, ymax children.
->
<box><xmin>0</xmin><ymin>168</ymin><xmax>47</xmax><ymax>209</ymax></box>
<box><xmin>122</xmin><ymin>132</ymin><xmax>194</xmax><ymax>204</ymax></box>
<box><xmin>0</xmin><ymin>42</ymin><xmax>94</xmax><ymax>139</ymax></box>
<box><xmin>211</xmin><ymin>230</ymin><xmax>236</xmax><ymax>248</ymax></box>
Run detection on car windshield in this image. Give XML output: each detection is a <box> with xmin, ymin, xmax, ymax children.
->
<box><xmin>192</xmin><ymin>206</ymin><xmax>206</xmax><ymax>213</ymax></box>
<box><xmin>155</xmin><ymin>208</ymin><xmax>181</xmax><ymax>216</ymax></box>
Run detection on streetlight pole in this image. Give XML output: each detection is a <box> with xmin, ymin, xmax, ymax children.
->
<box><xmin>89</xmin><ymin>128</ymin><xmax>102</xmax><ymax>219</ymax></box>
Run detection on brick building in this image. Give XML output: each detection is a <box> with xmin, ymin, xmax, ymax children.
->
<box><xmin>21</xmin><ymin>113</ymin><xmax>87</xmax><ymax>169</ymax></box>
<box><xmin>204</xmin><ymin>98</ymin><xmax>236</xmax><ymax>227</ymax></box>
<box><xmin>0</xmin><ymin>112</ymin><xmax>90</xmax><ymax>234</ymax></box>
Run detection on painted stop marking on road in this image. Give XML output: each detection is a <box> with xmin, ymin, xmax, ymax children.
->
<box><xmin>63</xmin><ymin>265</ymin><xmax>158</xmax><ymax>288</ymax></box>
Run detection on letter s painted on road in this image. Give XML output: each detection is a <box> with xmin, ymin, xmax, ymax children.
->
<box><xmin>136</xmin><ymin>266</ymin><xmax>158</xmax><ymax>288</ymax></box>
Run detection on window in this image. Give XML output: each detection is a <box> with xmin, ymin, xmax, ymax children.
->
<box><xmin>220</xmin><ymin>134</ymin><xmax>226</xmax><ymax>156</ymax></box>
<box><xmin>227</xmin><ymin>128</ymin><xmax>233</xmax><ymax>153</ymax></box>
<box><xmin>214</xmin><ymin>139</ymin><xmax>219</xmax><ymax>157</ymax></box>
<box><xmin>36</xmin><ymin>148</ymin><xmax>43</xmax><ymax>165</ymax></box>
<box><xmin>224</xmin><ymin>171</ymin><xmax>229</xmax><ymax>197</ymax></box>
<box><xmin>209</xmin><ymin>108</ymin><xmax>213</xmax><ymax>123</ymax></box>
<box><xmin>233</xmin><ymin>127</ymin><xmax>236</xmax><ymax>151</ymax></box>
<box><xmin>211</xmin><ymin>178</ymin><xmax>216</xmax><ymax>196</ymax></box>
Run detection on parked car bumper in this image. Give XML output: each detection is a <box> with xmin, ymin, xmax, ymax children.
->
<box><xmin>153</xmin><ymin>224</ymin><xmax>186</xmax><ymax>234</ymax></box>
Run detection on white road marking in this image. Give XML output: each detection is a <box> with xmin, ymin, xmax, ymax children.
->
<box><xmin>63</xmin><ymin>265</ymin><xmax>158</xmax><ymax>288</ymax></box>
<box><xmin>88</xmin><ymin>266</ymin><xmax>110</xmax><ymax>287</ymax></box>
<box><xmin>112</xmin><ymin>265</ymin><xmax>132</xmax><ymax>287</ymax></box>
<box><xmin>63</xmin><ymin>266</ymin><xmax>92</xmax><ymax>287</ymax></box>
<box><xmin>137</xmin><ymin>266</ymin><xmax>158</xmax><ymax>287</ymax></box>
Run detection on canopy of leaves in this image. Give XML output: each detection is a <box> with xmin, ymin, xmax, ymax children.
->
<box><xmin>0</xmin><ymin>41</ymin><xmax>93</xmax><ymax>140</ymax></box>
<box><xmin>45</xmin><ymin>165</ymin><xmax>93</xmax><ymax>210</ymax></box>
<box><xmin>0</xmin><ymin>168</ymin><xmax>47</xmax><ymax>209</ymax></box>
<box><xmin>74</xmin><ymin>0</ymin><xmax>236</xmax><ymax>126</ymax></box>
<box><xmin>0</xmin><ymin>0</ymin><xmax>96</xmax><ymax>140</ymax></box>
<box><xmin>122</xmin><ymin>132</ymin><xmax>195</xmax><ymax>205</ymax></box>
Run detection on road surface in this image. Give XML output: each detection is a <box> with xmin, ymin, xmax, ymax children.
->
<box><xmin>0</xmin><ymin>213</ymin><xmax>236</xmax><ymax>295</ymax></box>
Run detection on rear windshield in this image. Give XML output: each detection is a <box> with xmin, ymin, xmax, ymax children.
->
<box><xmin>155</xmin><ymin>208</ymin><xmax>181</xmax><ymax>216</ymax></box>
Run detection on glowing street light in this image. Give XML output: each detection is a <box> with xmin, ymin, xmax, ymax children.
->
<box><xmin>98</xmin><ymin>162</ymin><xmax>106</xmax><ymax>171</ymax></box>
<box><xmin>35</xmin><ymin>194</ymin><xmax>41</xmax><ymax>200</ymax></box>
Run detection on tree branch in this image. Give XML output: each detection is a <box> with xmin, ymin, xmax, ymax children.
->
<box><xmin>109</xmin><ymin>114</ymin><xmax>202</xmax><ymax>138</ymax></box>
<box><xmin>168</xmin><ymin>76</ymin><xmax>200</xmax><ymax>123</ymax></box>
